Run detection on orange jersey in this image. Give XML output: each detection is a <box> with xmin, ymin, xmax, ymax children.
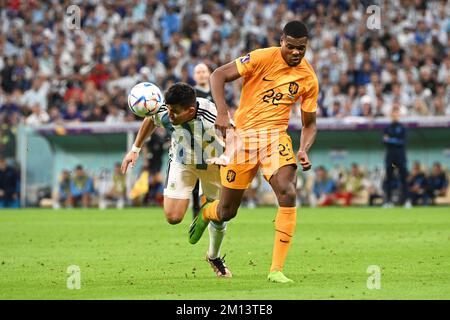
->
<box><xmin>234</xmin><ymin>47</ymin><xmax>319</xmax><ymax>132</ymax></box>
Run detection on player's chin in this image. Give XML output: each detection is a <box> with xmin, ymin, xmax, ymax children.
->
<box><xmin>288</xmin><ymin>57</ymin><xmax>302</xmax><ymax>66</ymax></box>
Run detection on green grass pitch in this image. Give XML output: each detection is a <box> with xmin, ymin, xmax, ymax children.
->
<box><xmin>1</xmin><ymin>207</ymin><xmax>449</xmax><ymax>300</ymax></box>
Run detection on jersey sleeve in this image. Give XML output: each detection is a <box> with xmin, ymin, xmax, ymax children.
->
<box><xmin>235</xmin><ymin>49</ymin><xmax>265</xmax><ymax>77</ymax></box>
<box><xmin>195</xmin><ymin>98</ymin><xmax>216</xmax><ymax>130</ymax></box>
<box><xmin>300</xmin><ymin>76</ymin><xmax>319</xmax><ymax>113</ymax></box>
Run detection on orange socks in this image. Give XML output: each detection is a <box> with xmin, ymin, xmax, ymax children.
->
<box><xmin>270</xmin><ymin>207</ymin><xmax>297</xmax><ymax>272</ymax></box>
<box><xmin>202</xmin><ymin>200</ymin><xmax>220</xmax><ymax>222</ymax></box>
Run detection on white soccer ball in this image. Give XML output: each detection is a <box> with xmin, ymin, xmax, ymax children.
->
<box><xmin>128</xmin><ymin>82</ymin><xmax>164</xmax><ymax>117</ymax></box>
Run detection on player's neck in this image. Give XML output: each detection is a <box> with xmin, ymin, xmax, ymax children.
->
<box><xmin>196</xmin><ymin>84</ymin><xmax>210</xmax><ymax>92</ymax></box>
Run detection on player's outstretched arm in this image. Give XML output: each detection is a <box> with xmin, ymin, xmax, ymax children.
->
<box><xmin>297</xmin><ymin>110</ymin><xmax>317</xmax><ymax>171</ymax></box>
<box><xmin>121</xmin><ymin>117</ymin><xmax>156</xmax><ymax>174</ymax></box>
<box><xmin>210</xmin><ymin>61</ymin><xmax>241</xmax><ymax>137</ymax></box>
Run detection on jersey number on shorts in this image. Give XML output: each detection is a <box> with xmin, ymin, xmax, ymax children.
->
<box><xmin>278</xmin><ymin>143</ymin><xmax>292</xmax><ymax>160</ymax></box>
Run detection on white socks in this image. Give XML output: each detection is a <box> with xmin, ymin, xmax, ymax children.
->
<box><xmin>207</xmin><ymin>221</ymin><xmax>227</xmax><ymax>259</ymax></box>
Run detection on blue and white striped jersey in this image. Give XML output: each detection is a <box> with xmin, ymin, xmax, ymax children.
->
<box><xmin>151</xmin><ymin>97</ymin><xmax>224</xmax><ymax>167</ymax></box>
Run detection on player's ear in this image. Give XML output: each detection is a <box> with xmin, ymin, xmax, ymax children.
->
<box><xmin>280</xmin><ymin>34</ymin><xmax>284</xmax><ymax>46</ymax></box>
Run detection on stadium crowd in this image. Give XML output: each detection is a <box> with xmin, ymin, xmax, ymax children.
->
<box><xmin>0</xmin><ymin>0</ymin><xmax>449</xmax><ymax>208</ymax></box>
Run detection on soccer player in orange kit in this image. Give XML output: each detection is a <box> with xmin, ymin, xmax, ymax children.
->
<box><xmin>189</xmin><ymin>21</ymin><xmax>318</xmax><ymax>283</ymax></box>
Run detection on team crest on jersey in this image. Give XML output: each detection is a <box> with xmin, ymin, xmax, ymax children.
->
<box><xmin>226</xmin><ymin>170</ymin><xmax>236</xmax><ymax>183</ymax></box>
<box><xmin>289</xmin><ymin>82</ymin><xmax>299</xmax><ymax>95</ymax></box>
<box><xmin>240</xmin><ymin>54</ymin><xmax>250</xmax><ymax>64</ymax></box>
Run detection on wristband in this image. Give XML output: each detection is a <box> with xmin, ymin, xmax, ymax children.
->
<box><xmin>131</xmin><ymin>145</ymin><xmax>141</xmax><ymax>153</ymax></box>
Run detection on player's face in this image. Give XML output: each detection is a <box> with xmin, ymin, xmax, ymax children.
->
<box><xmin>391</xmin><ymin>109</ymin><xmax>400</xmax><ymax>122</ymax></box>
<box><xmin>166</xmin><ymin>104</ymin><xmax>196</xmax><ymax>125</ymax></box>
<box><xmin>193</xmin><ymin>65</ymin><xmax>211</xmax><ymax>86</ymax></box>
<box><xmin>280</xmin><ymin>35</ymin><xmax>308</xmax><ymax>66</ymax></box>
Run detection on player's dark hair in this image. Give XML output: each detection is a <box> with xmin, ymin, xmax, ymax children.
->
<box><xmin>283</xmin><ymin>20</ymin><xmax>308</xmax><ymax>39</ymax></box>
<box><xmin>164</xmin><ymin>83</ymin><xmax>196</xmax><ymax>108</ymax></box>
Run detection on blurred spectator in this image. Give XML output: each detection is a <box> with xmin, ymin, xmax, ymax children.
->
<box><xmin>425</xmin><ymin>162</ymin><xmax>449</xmax><ymax>205</ymax></box>
<box><xmin>408</xmin><ymin>161</ymin><xmax>427</xmax><ymax>206</ymax></box>
<box><xmin>63</xmin><ymin>101</ymin><xmax>83</xmax><ymax>123</ymax></box>
<box><xmin>68</xmin><ymin>165</ymin><xmax>94</xmax><ymax>208</ymax></box>
<box><xmin>367</xmin><ymin>166</ymin><xmax>384</xmax><ymax>206</ymax></box>
<box><xmin>338</xmin><ymin>163</ymin><xmax>365</xmax><ymax>206</ymax></box>
<box><xmin>20</xmin><ymin>76</ymin><xmax>50</xmax><ymax>110</ymax></box>
<box><xmin>54</xmin><ymin>170</ymin><xmax>71</xmax><ymax>209</ymax></box>
<box><xmin>0</xmin><ymin>157</ymin><xmax>19</xmax><ymax>208</ymax></box>
<box><xmin>25</xmin><ymin>103</ymin><xmax>50</xmax><ymax>126</ymax></box>
<box><xmin>109</xmin><ymin>36</ymin><xmax>131</xmax><ymax>64</ymax></box>
<box><xmin>311</xmin><ymin>166</ymin><xmax>336</xmax><ymax>207</ymax></box>
<box><xmin>85</xmin><ymin>105</ymin><xmax>106</xmax><ymax>122</ymax></box>
<box><xmin>48</xmin><ymin>106</ymin><xmax>64</xmax><ymax>123</ymax></box>
<box><xmin>98</xmin><ymin>163</ymin><xmax>126</xmax><ymax>209</ymax></box>
<box><xmin>130</xmin><ymin>163</ymin><xmax>150</xmax><ymax>206</ymax></box>
<box><xmin>87</xmin><ymin>64</ymin><xmax>110</xmax><ymax>90</ymax></box>
<box><xmin>105</xmin><ymin>104</ymin><xmax>126</xmax><ymax>123</ymax></box>
<box><xmin>0</xmin><ymin>112</ymin><xmax>19</xmax><ymax>160</ymax></box>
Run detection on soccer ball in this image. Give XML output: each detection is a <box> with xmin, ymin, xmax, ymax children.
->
<box><xmin>128</xmin><ymin>82</ymin><xmax>164</xmax><ymax>117</ymax></box>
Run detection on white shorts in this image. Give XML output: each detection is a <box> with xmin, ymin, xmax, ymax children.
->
<box><xmin>164</xmin><ymin>160</ymin><xmax>221</xmax><ymax>200</ymax></box>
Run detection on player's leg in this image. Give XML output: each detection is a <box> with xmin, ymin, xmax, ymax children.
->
<box><xmin>81</xmin><ymin>193</ymin><xmax>90</xmax><ymax>208</ymax></box>
<box><xmin>66</xmin><ymin>194</ymin><xmax>74</xmax><ymax>208</ymax></box>
<box><xmin>192</xmin><ymin>180</ymin><xmax>200</xmax><ymax>218</ymax></box>
<box><xmin>163</xmin><ymin>197</ymin><xmax>190</xmax><ymax>224</ymax></box>
<box><xmin>398</xmin><ymin>163</ymin><xmax>410</xmax><ymax>207</ymax></box>
<box><xmin>163</xmin><ymin>161</ymin><xmax>197</xmax><ymax>224</ymax></box>
<box><xmin>189</xmin><ymin>186</ymin><xmax>245</xmax><ymax>242</ymax></box>
<box><xmin>267</xmin><ymin>164</ymin><xmax>297</xmax><ymax>283</ymax></box>
<box><xmin>384</xmin><ymin>161</ymin><xmax>394</xmax><ymax>207</ymax></box>
<box><xmin>189</xmin><ymin>163</ymin><xmax>254</xmax><ymax>244</ymax></box>
<box><xmin>263</xmin><ymin>133</ymin><xmax>297</xmax><ymax>283</ymax></box>
<box><xmin>199</xmin><ymin>166</ymin><xmax>232</xmax><ymax>277</ymax></box>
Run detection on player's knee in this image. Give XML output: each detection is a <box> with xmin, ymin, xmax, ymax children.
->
<box><xmin>164</xmin><ymin>210</ymin><xmax>184</xmax><ymax>225</ymax></box>
<box><xmin>276</xmin><ymin>183</ymin><xmax>297</xmax><ymax>206</ymax></box>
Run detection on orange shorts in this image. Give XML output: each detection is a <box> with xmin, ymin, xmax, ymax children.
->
<box><xmin>220</xmin><ymin>132</ymin><xmax>297</xmax><ymax>189</ymax></box>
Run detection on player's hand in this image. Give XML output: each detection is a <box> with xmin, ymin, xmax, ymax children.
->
<box><xmin>215</xmin><ymin>112</ymin><xmax>231</xmax><ymax>138</ymax></box>
<box><xmin>206</xmin><ymin>154</ymin><xmax>230</xmax><ymax>166</ymax></box>
<box><xmin>121</xmin><ymin>151</ymin><xmax>139</xmax><ymax>174</ymax></box>
<box><xmin>297</xmin><ymin>150</ymin><xmax>312</xmax><ymax>171</ymax></box>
